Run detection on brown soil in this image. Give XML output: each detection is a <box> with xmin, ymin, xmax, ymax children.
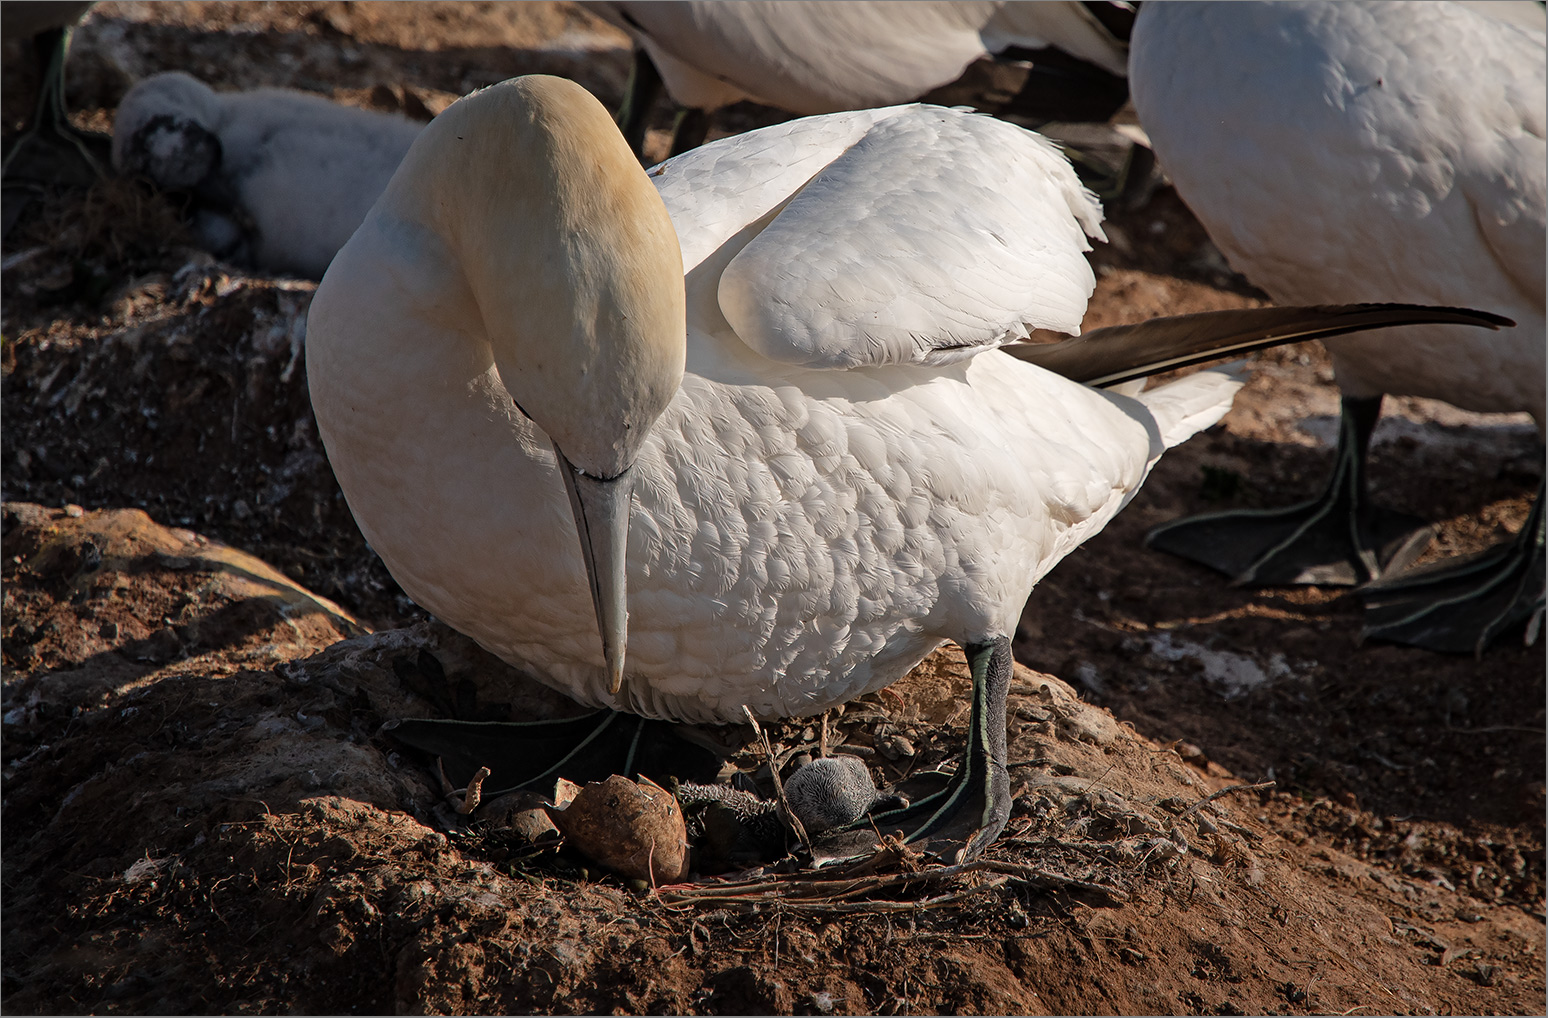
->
<box><xmin>3</xmin><ymin>3</ymin><xmax>1543</xmax><ymax>1015</ymax></box>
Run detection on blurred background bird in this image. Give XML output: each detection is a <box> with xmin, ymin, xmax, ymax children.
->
<box><xmin>1131</xmin><ymin>0</ymin><xmax>1545</xmax><ymax>655</ymax></box>
<box><xmin>585</xmin><ymin>0</ymin><xmax>1141</xmax><ymax>191</ymax></box>
<box><xmin>110</xmin><ymin>70</ymin><xmax>424</xmax><ymax>278</ymax></box>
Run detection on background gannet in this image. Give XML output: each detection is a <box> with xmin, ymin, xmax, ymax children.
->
<box><xmin>1129</xmin><ymin>0</ymin><xmax>1546</xmax><ymax>654</ymax></box>
<box><xmin>584</xmin><ymin>0</ymin><xmax>1132</xmax><ymax>158</ymax></box>
<box><xmin>306</xmin><ymin>76</ymin><xmax>1504</xmax><ymax>859</ymax></box>
<box><xmin>111</xmin><ymin>70</ymin><xmax>424</xmax><ymax>279</ymax></box>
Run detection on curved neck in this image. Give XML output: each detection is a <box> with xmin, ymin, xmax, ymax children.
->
<box><xmin>385</xmin><ymin>76</ymin><xmax>687</xmax><ymax>477</ymax></box>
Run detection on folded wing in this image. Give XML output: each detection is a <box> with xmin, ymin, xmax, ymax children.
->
<box><xmin>654</xmin><ymin>105</ymin><xmax>1105</xmax><ymax>370</ymax></box>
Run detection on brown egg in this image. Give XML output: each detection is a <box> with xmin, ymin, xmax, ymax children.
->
<box><xmin>545</xmin><ymin>775</ymin><xmax>690</xmax><ymax>884</ymax></box>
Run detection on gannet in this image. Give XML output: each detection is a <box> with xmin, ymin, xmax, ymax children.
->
<box><xmin>111</xmin><ymin>71</ymin><xmax>424</xmax><ymax>279</ymax></box>
<box><xmin>1130</xmin><ymin>1</ymin><xmax>1546</xmax><ymax>654</ymax></box>
<box><xmin>585</xmin><ymin>1</ymin><xmax>1131</xmax><ymax>157</ymax></box>
<box><xmin>307</xmin><ymin>76</ymin><xmax>1505</xmax><ymax>858</ymax></box>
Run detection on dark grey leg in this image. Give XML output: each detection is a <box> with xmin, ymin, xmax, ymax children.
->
<box><xmin>864</xmin><ymin>636</ymin><xmax>1013</xmax><ymax>862</ymax></box>
<box><xmin>667</xmin><ymin>107</ymin><xmax>711</xmax><ymax>158</ymax></box>
<box><xmin>615</xmin><ymin>47</ymin><xmax>664</xmax><ymax>161</ymax></box>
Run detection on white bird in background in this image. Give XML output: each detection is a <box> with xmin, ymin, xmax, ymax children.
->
<box><xmin>1131</xmin><ymin>0</ymin><xmax>1546</xmax><ymax>655</ymax></box>
<box><xmin>306</xmin><ymin>76</ymin><xmax>1504</xmax><ymax>859</ymax></box>
<box><xmin>112</xmin><ymin>71</ymin><xmax>424</xmax><ymax>279</ymax></box>
<box><xmin>585</xmin><ymin>0</ymin><xmax>1133</xmax><ymax>157</ymax></box>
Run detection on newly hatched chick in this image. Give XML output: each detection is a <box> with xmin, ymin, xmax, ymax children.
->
<box><xmin>111</xmin><ymin>71</ymin><xmax>423</xmax><ymax>278</ymax></box>
<box><xmin>783</xmin><ymin>756</ymin><xmax>892</xmax><ymax>835</ymax></box>
<box><xmin>677</xmin><ymin>755</ymin><xmax>893</xmax><ymax>867</ymax></box>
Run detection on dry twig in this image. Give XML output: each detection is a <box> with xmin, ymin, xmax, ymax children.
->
<box><xmin>1176</xmin><ymin>780</ymin><xmax>1275</xmax><ymax>821</ymax></box>
<box><xmin>655</xmin><ymin>852</ymin><xmax>1127</xmax><ymax>911</ymax></box>
<box><xmin>743</xmin><ymin>706</ymin><xmax>812</xmax><ymax>853</ymax></box>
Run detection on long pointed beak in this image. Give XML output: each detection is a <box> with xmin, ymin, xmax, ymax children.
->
<box><xmin>555</xmin><ymin>444</ymin><xmax>632</xmax><ymax>695</ymax></box>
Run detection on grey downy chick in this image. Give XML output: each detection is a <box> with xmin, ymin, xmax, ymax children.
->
<box><xmin>784</xmin><ymin>756</ymin><xmax>898</xmax><ymax>835</ymax></box>
<box><xmin>111</xmin><ymin>70</ymin><xmax>423</xmax><ymax>278</ymax></box>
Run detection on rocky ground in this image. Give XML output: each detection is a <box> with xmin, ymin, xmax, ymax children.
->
<box><xmin>2</xmin><ymin>3</ymin><xmax>1543</xmax><ymax>1015</ymax></box>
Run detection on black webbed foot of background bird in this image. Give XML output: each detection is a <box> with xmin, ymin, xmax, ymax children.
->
<box><xmin>386</xmin><ymin>710</ymin><xmax>723</xmax><ymax>799</ymax></box>
<box><xmin>1146</xmin><ymin>394</ymin><xmax>1433</xmax><ymax>586</ymax></box>
<box><xmin>1361</xmin><ymin>482</ymin><xmax>1545</xmax><ymax>656</ymax></box>
<box><xmin>3</xmin><ymin>23</ymin><xmax>109</xmax><ymax>186</ymax></box>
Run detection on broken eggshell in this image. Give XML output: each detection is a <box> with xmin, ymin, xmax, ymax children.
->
<box><xmin>472</xmin><ymin>778</ymin><xmax>581</xmax><ymax>846</ymax></box>
<box><xmin>477</xmin><ymin>789</ymin><xmax>559</xmax><ymax>845</ymax></box>
<box><xmin>544</xmin><ymin>775</ymin><xmax>690</xmax><ymax>884</ymax></box>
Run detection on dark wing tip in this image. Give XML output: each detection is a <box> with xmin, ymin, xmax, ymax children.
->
<box><xmin>1006</xmin><ymin>301</ymin><xmax>1519</xmax><ymax>388</ymax></box>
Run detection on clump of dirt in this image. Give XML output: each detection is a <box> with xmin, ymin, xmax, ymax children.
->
<box><xmin>2</xmin><ymin>3</ymin><xmax>1542</xmax><ymax>1015</ymax></box>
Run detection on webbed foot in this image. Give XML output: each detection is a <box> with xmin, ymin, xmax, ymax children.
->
<box><xmin>1146</xmin><ymin>395</ymin><xmax>1433</xmax><ymax>586</ymax></box>
<box><xmin>1361</xmin><ymin>484</ymin><xmax>1545</xmax><ymax>656</ymax></box>
<box><xmin>386</xmin><ymin>709</ymin><xmax>722</xmax><ymax>797</ymax></box>
<box><xmin>3</xmin><ymin>24</ymin><xmax>108</xmax><ymax>186</ymax></box>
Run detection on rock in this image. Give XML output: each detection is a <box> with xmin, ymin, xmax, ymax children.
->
<box><xmin>2</xmin><ymin>501</ymin><xmax>364</xmax><ymax>713</ymax></box>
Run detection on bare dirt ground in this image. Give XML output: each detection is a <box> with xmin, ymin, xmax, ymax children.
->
<box><xmin>2</xmin><ymin>3</ymin><xmax>1543</xmax><ymax>1014</ymax></box>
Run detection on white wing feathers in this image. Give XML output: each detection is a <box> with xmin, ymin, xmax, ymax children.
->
<box><xmin>650</xmin><ymin>108</ymin><xmax>896</xmax><ymax>272</ymax></box>
<box><xmin>654</xmin><ymin>106</ymin><xmax>1105</xmax><ymax>370</ymax></box>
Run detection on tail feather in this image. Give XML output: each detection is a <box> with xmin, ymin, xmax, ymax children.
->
<box><xmin>1134</xmin><ymin>362</ymin><xmax>1247</xmax><ymax>450</ymax></box>
<box><xmin>1102</xmin><ymin>364</ymin><xmax>1244</xmax><ymax>520</ymax></box>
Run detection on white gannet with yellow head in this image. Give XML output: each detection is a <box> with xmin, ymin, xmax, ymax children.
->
<box><xmin>307</xmin><ymin>75</ymin><xmax>1505</xmax><ymax>858</ymax></box>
